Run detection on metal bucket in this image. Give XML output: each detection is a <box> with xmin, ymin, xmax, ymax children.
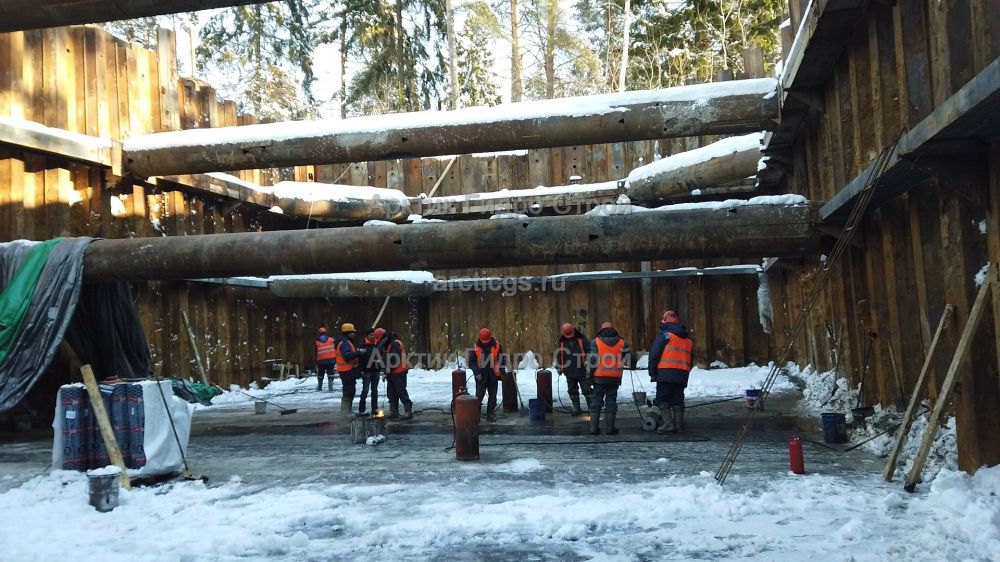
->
<box><xmin>87</xmin><ymin>472</ymin><xmax>120</xmax><ymax>512</ymax></box>
<box><xmin>254</xmin><ymin>401</ymin><xmax>266</xmax><ymax>415</ymax></box>
<box><xmin>632</xmin><ymin>391</ymin><xmax>648</xmax><ymax>408</ymax></box>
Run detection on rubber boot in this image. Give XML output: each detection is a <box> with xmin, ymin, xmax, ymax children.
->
<box><xmin>400</xmin><ymin>402</ymin><xmax>413</xmax><ymax>420</ymax></box>
<box><xmin>570</xmin><ymin>396</ymin><xmax>582</xmax><ymax>416</ymax></box>
<box><xmin>605</xmin><ymin>411</ymin><xmax>619</xmax><ymax>435</ymax></box>
<box><xmin>358</xmin><ymin>401</ymin><xmax>367</xmax><ymax>416</ymax></box>
<box><xmin>327</xmin><ymin>378</ymin><xmax>334</xmax><ymax>392</ymax></box>
<box><xmin>676</xmin><ymin>406</ymin><xmax>685</xmax><ymax>433</ymax></box>
<box><xmin>388</xmin><ymin>403</ymin><xmax>400</xmax><ymax>419</ymax></box>
<box><xmin>658</xmin><ymin>408</ymin><xmax>678</xmax><ymax>434</ymax></box>
<box><xmin>316</xmin><ymin>374</ymin><xmax>323</xmax><ymax>392</ymax></box>
<box><xmin>589</xmin><ymin>410</ymin><xmax>601</xmax><ymax>435</ymax></box>
<box><xmin>340</xmin><ymin>398</ymin><xmax>352</xmax><ymax>414</ymax></box>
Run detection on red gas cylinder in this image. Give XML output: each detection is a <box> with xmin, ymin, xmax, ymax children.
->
<box><xmin>536</xmin><ymin>369</ymin><xmax>553</xmax><ymax>413</ymax></box>
<box><xmin>451</xmin><ymin>369</ymin><xmax>467</xmax><ymax>398</ymax></box>
<box><xmin>454</xmin><ymin>395</ymin><xmax>480</xmax><ymax>461</ymax></box>
<box><xmin>789</xmin><ymin>437</ymin><xmax>805</xmax><ymax>474</ymax></box>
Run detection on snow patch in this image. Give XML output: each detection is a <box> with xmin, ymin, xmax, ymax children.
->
<box><xmin>975</xmin><ymin>263</ymin><xmax>990</xmax><ymax>286</ymax></box>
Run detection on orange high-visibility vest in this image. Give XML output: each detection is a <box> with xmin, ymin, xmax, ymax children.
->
<box><xmin>336</xmin><ymin>339</ymin><xmax>358</xmax><ymax>372</ymax></box>
<box><xmin>594</xmin><ymin>339</ymin><xmax>625</xmax><ymax>378</ymax></box>
<box><xmin>315</xmin><ymin>338</ymin><xmax>337</xmax><ymax>362</ymax></box>
<box><xmin>388</xmin><ymin>338</ymin><xmax>409</xmax><ymax>376</ymax></box>
<box><xmin>657</xmin><ymin>333</ymin><xmax>693</xmax><ymax>372</ymax></box>
<box><xmin>474</xmin><ymin>341</ymin><xmax>501</xmax><ymax>376</ymax></box>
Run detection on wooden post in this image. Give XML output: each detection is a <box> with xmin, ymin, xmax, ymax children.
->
<box><xmin>904</xmin><ymin>266</ymin><xmax>994</xmax><ymax>492</ymax></box>
<box><xmin>883</xmin><ymin>304</ymin><xmax>954</xmax><ymax>481</ymax></box>
<box><xmin>80</xmin><ymin>365</ymin><xmax>132</xmax><ymax>490</ymax></box>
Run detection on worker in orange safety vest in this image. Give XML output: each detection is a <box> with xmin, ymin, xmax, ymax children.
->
<box><xmin>468</xmin><ymin>328</ymin><xmax>508</xmax><ymax>422</ymax></box>
<box><xmin>314</xmin><ymin>327</ymin><xmax>338</xmax><ymax>392</ymax></box>
<box><xmin>587</xmin><ymin>321</ymin><xmax>635</xmax><ymax>435</ymax></box>
<box><xmin>647</xmin><ymin>311</ymin><xmax>694</xmax><ymax>433</ymax></box>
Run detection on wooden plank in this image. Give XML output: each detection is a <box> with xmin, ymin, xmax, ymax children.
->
<box><xmin>905</xmin><ymin>265</ymin><xmax>993</xmax><ymax>492</ymax></box>
<box><xmin>970</xmin><ymin>0</ymin><xmax>1000</xmax><ymax>73</ymax></box>
<box><xmin>991</xmin><ymin>145</ymin><xmax>1000</xmax><ymax>402</ymax></box>
<box><xmin>156</xmin><ymin>28</ymin><xmax>180</xmax><ymax>131</ymax></box>
<box><xmin>897</xmin><ymin>0</ymin><xmax>932</xmax><ymax>126</ymax></box>
<box><xmin>884</xmin><ymin>304</ymin><xmax>955</xmax><ymax>481</ymax></box>
<box><xmin>80</xmin><ymin>364</ymin><xmax>132</xmax><ymax>490</ymax></box>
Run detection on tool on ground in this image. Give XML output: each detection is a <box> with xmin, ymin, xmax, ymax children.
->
<box><xmin>856</xmin><ymin>332</ymin><xmax>877</xmax><ymax>409</ymax></box>
<box><xmin>236</xmin><ymin>390</ymin><xmax>298</xmax><ymax>415</ymax></box>
<box><xmin>152</xmin><ymin>366</ymin><xmax>205</xmax><ymax>482</ymax></box>
<box><xmin>181</xmin><ymin>310</ymin><xmax>210</xmax><ymax>387</ymax></box>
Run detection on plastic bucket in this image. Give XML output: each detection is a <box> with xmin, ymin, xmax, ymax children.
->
<box><xmin>745</xmin><ymin>388</ymin><xmax>761</xmax><ymax>410</ymax></box>
<box><xmin>821</xmin><ymin>412</ymin><xmax>848</xmax><ymax>443</ymax></box>
<box><xmin>254</xmin><ymin>401</ymin><xmax>266</xmax><ymax>415</ymax></box>
<box><xmin>851</xmin><ymin>406</ymin><xmax>875</xmax><ymax>429</ymax></box>
<box><xmin>87</xmin><ymin>473</ymin><xmax>120</xmax><ymax>512</ymax></box>
<box><xmin>528</xmin><ymin>399</ymin><xmax>545</xmax><ymax>422</ymax></box>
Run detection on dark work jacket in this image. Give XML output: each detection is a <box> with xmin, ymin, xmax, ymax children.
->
<box><xmin>648</xmin><ymin>322</ymin><xmax>692</xmax><ymax>385</ymax></box>
<box><xmin>358</xmin><ymin>336</ymin><xmax>383</xmax><ymax>374</ymax></box>
<box><xmin>589</xmin><ymin>327</ymin><xmax>635</xmax><ymax>384</ymax></box>
<box><xmin>382</xmin><ymin>332</ymin><xmax>409</xmax><ymax>376</ymax></box>
<box><xmin>468</xmin><ymin>338</ymin><xmax>507</xmax><ymax>377</ymax></box>
<box><xmin>556</xmin><ymin>329</ymin><xmax>590</xmax><ymax>377</ymax></box>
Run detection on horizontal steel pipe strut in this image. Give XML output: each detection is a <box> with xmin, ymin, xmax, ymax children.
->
<box><xmin>82</xmin><ymin>205</ymin><xmax>816</xmax><ymax>282</ymax></box>
<box><xmin>122</xmin><ymin>79</ymin><xmax>780</xmax><ymax>177</ymax></box>
<box><xmin>0</xmin><ymin>1</ymin><xmax>270</xmax><ymax>32</ymax></box>
<box><xmin>269</xmin><ymin>278</ymin><xmax>436</xmax><ymax>299</ymax></box>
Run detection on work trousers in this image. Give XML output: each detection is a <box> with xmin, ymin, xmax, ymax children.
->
<box><xmin>386</xmin><ymin>374</ymin><xmax>412</xmax><ymax>408</ymax></box>
<box><xmin>590</xmin><ymin>379</ymin><xmax>621</xmax><ymax>416</ymax></box>
<box><xmin>359</xmin><ymin>371</ymin><xmax>379</xmax><ymax>413</ymax></box>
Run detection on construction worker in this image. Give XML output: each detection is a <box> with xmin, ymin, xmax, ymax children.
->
<box><xmin>314</xmin><ymin>327</ymin><xmax>337</xmax><ymax>392</ymax></box>
<box><xmin>555</xmin><ymin>323</ymin><xmax>591</xmax><ymax>415</ymax></box>
<box><xmin>336</xmin><ymin>323</ymin><xmax>363</xmax><ymax>414</ymax></box>
<box><xmin>468</xmin><ymin>327</ymin><xmax>508</xmax><ymax>422</ymax></box>
<box><xmin>588</xmin><ymin>321</ymin><xmax>634</xmax><ymax>435</ymax></box>
<box><xmin>377</xmin><ymin>327</ymin><xmax>413</xmax><ymax>420</ymax></box>
<box><xmin>648</xmin><ymin>311</ymin><xmax>694</xmax><ymax>433</ymax></box>
<box><xmin>357</xmin><ymin>329</ymin><xmax>382</xmax><ymax>416</ymax></box>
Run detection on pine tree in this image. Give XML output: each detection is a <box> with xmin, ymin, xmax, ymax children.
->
<box><xmin>456</xmin><ymin>1</ymin><xmax>503</xmax><ymax>107</ymax></box>
<box><xmin>197</xmin><ymin>1</ymin><xmax>319</xmax><ymax>120</ymax></box>
<box><xmin>522</xmin><ymin>0</ymin><xmax>602</xmax><ymax>99</ymax></box>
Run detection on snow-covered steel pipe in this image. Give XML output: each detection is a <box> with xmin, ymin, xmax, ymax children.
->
<box><xmin>0</xmin><ymin>0</ymin><xmax>270</xmax><ymax>31</ymax></box>
<box><xmin>626</xmin><ymin>133</ymin><xmax>763</xmax><ymax>201</ymax></box>
<box><xmin>270</xmin><ymin>182</ymin><xmax>412</xmax><ymax>221</ymax></box>
<box><xmin>80</xmin><ymin>202</ymin><xmax>816</xmax><ymax>282</ymax></box>
<box><xmin>123</xmin><ymin>79</ymin><xmax>780</xmax><ymax>177</ymax></box>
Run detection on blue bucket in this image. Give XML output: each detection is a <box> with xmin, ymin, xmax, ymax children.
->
<box><xmin>745</xmin><ymin>388</ymin><xmax>761</xmax><ymax>410</ymax></box>
<box><xmin>821</xmin><ymin>412</ymin><xmax>847</xmax><ymax>443</ymax></box>
<box><xmin>528</xmin><ymin>399</ymin><xmax>545</xmax><ymax>423</ymax></box>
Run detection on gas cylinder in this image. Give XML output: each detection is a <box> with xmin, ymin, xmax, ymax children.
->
<box><xmin>451</xmin><ymin>369</ymin><xmax>467</xmax><ymax>398</ymax></box>
<box><xmin>501</xmin><ymin>371</ymin><xmax>518</xmax><ymax>412</ymax></box>
<box><xmin>454</xmin><ymin>394</ymin><xmax>480</xmax><ymax>461</ymax></box>
<box><xmin>789</xmin><ymin>437</ymin><xmax>805</xmax><ymax>474</ymax></box>
<box><xmin>535</xmin><ymin>369</ymin><xmax>553</xmax><ymax>413</ymax></box>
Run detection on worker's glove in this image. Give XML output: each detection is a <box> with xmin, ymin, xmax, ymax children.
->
<box><xmin>474</xmin><ymin>374</ymin><xmax>484</xmax><ymax>384</ymax></box>
<box><xmin>496</xmin><ymin>372</ymin><xmax>503</xmax><ymax>380</ymax></box>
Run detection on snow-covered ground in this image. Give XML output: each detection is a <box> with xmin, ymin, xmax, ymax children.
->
<box><xmin>1</xmin><ymin>462</ymin><xmax>998</xmax><ymax>560</ymax></box>
<box><xmin>3</xmin><ymin>362</ymin><xmax>997</xmax><ymax>561</ymax></box>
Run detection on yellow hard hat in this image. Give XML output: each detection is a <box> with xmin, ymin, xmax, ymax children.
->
<box><xmin>341</xmin><ymin>323</ymin><xmax>356</xmax><ymax>334</ymax></box>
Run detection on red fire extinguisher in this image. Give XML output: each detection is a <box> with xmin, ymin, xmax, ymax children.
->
<box><xmin>789</xmin><ymin>437</ymin><xmax>805</xmax><ymax>474</ymax></box>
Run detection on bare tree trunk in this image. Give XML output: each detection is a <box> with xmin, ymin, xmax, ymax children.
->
<box><xmin>339</xmin><ymin>16</ymin><xmax>348</xmax><ymax>119</ymax></box>
<box><xmin>395</xmin><ymin>0</ymin><xmax>405</xmax><ymax>109</ymax></box>
<box><xmin>510</xmin><ymin>0</ymin><xmax>523</xmax><ymax>102</ymax></box>
<box><xmin>618</xmin><ymin>0</ymin><xmax>631</xmax><ymax>92</ymax></box>
<box><xmin>544</xmin><ymin>0</ymin><xmax>556</xmax><ymax>98</ymax></box>
<box><xmin>446</xmin><ymin>0</ymin><xmax>458</xmax><ymax>109</ymax></box>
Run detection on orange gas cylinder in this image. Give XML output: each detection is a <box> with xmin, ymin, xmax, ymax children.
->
<box><xmin>789</xmin><ymin>437</ymin><xmax>805</xmax><ymax>474</ymax></box>
<box><xmin>454</xmin><ymin>394</ymin><xmax>480</xmax><ymax>461</ymax></box>
<box><xmin>536</xmin><ymin>369</ymin><xmax>553</xmax><ymax>413</ymax></box>
<box><xmin>451</xmin><ymin>369</ymin><xmax>467</xmax><ymax>397</ymax></box>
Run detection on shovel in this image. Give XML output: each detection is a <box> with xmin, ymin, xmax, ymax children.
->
<box><xmin>237</xmin><ymin>391</ymin><xmax>298</xmax><ymax>415</ymax></box>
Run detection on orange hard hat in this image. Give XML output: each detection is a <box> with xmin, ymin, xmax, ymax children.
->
<box><xmin>561</xmin><ymin>323</ymin><xmax>574</xmax><ymax>337</ymax></box>
<box><xmin>479</xmin><ymin>328</ymin><xmax>492</xmax><ymax>342</ymax></box>
<box><xmin>600</xmin><ymin>321</ymin><xmax>614</xmax><ymax>331</ymax></box>
<box><xmin>374</xmin><ymin>328</ymin><xmax>386</xmax><ymax>340</ymax></box>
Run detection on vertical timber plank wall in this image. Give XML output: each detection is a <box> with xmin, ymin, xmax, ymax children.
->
<box><xmin>777</xmin><ymin>0</ymin><xmax>1000</xmax><ymax>471</ymax></box>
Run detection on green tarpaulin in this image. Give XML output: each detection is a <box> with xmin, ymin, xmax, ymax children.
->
<box><xmin>0</xmin><ymin>239</ymin><xmax>60</xmax><ymax>363</ymax></box>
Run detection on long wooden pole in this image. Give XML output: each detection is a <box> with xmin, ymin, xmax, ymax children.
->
<box><xmin>882</xmin><ymin>304</ymin><xmax>954</xmax><ymax>481</ymax></box>
<box><xmin>80</xmin><ymin>365</ymin><xmax>132</xmax><ymax>490</ymax></box>
<box><xmin>904</xmin><ymin>267</ymin><xmax>994</xmax><ymax>492</ymax></box>
<box><xmin>181</xmin><ymin>310</ymin><xmax>210</xmax><ymax>386</ymax></box>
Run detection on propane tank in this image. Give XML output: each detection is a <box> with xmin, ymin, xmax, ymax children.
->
<box><xmin>454</xmin><ymin>394</ymin><xmax>480</xmax><ymax>461</ymax></box>
<box><xmin>535</xmin><ymin>369</ymin><xmax>553</xmax><ymax>413</ymax></box>
<box><xmin>501</xmin><ymin>371</ymin><xmax>518</xmax><ymax>412</ymax></box>
<box><xmin>788</xmin><ymin>437</ymin><xmax>805</xmax><ymax>474</ymax></box>
<box><xmin>451</xmin><ymin>369</ymin><xmax>467</xmax><ymax>398</ymax></box>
